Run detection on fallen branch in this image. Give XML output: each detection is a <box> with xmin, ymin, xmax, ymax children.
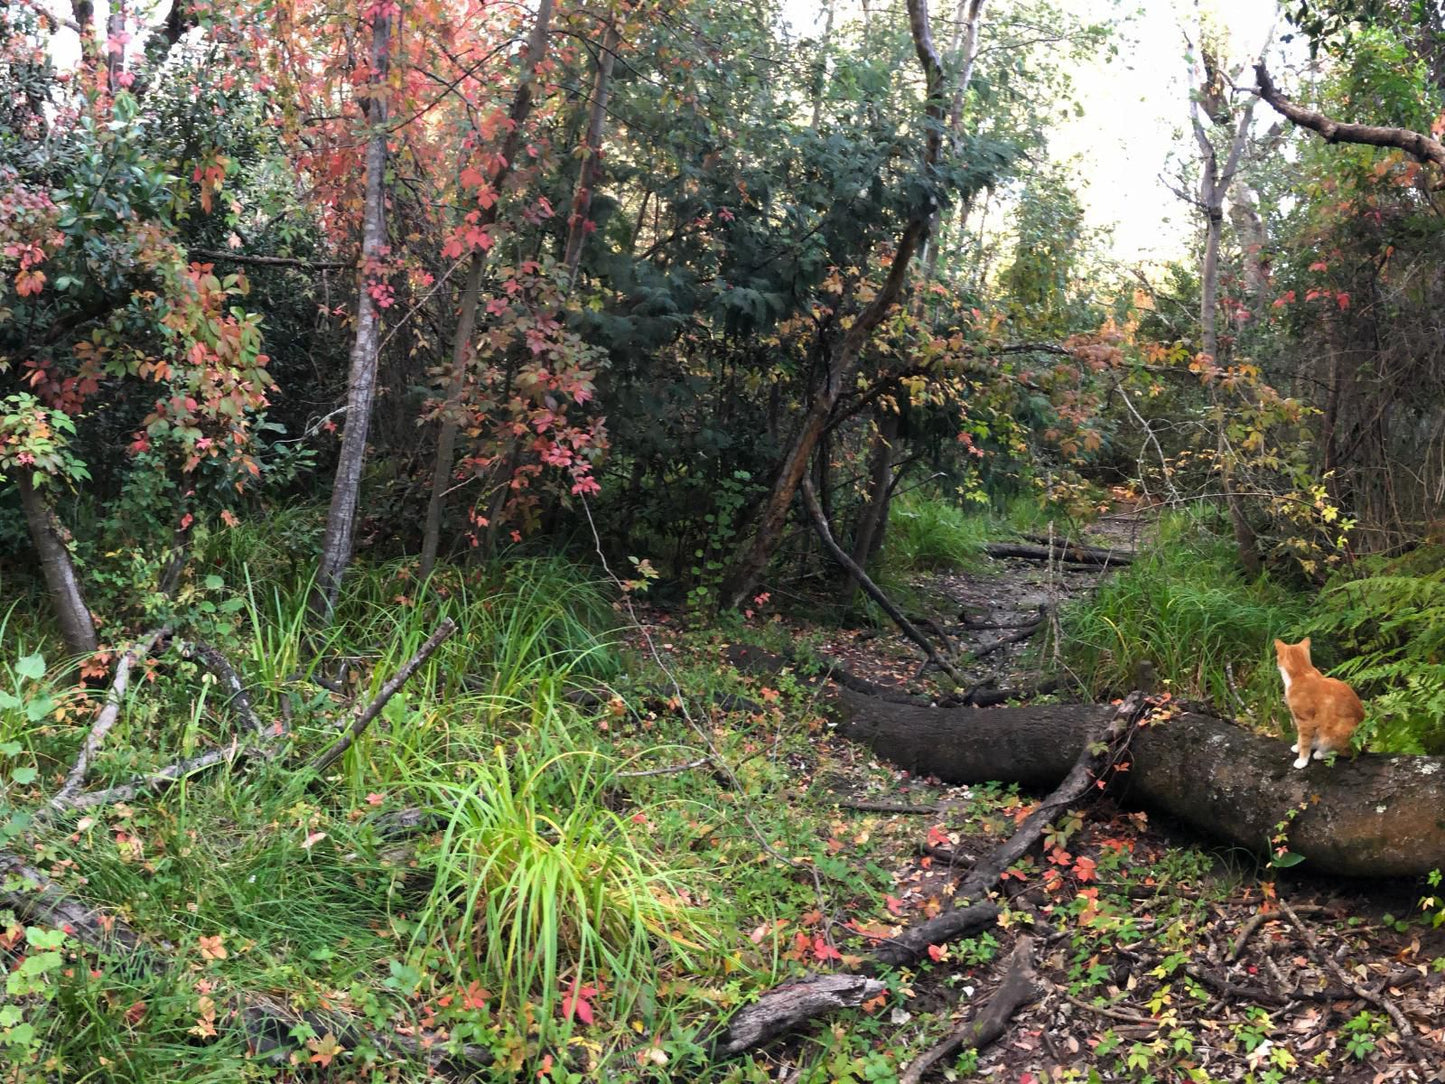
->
<box><xmin>66</xmin><ymin>744</ymin><xmax>249</xmax><ymax>810</ymax></box>
<box><xmin>715</xmin><ymin>974</ymin><xmax>887</xmax><ymax>1055</ymax></box>
<box><xmin>614</xmin><ymin>756</ymin><xmax>712</xmax><ymax>780</ymax></box>
<box><xmin>838</xmin><ymin>799</ymin><xmax>941</xmax><ymax>815</ymax></box>
<box><xmin>799</xmin><ymin>475</ymin><xmax>962</xmax><ymax>684</ymax></box>
<box><xmin>46</xmin><ymin>628</ymin><xmax>170</xmax><ymax>815</ymax></box>
<box><xmin>1228</xmin><ymin>903</ymin><xmax>1327</xmax><ymax>961</ymax></box>
<box><xmin>968</xmin><ymin>618</ymin><xmax>1044</xmax><ymax>661</ymax></box>
<box><xmin>310</xmin><ymin>619</ymin><xmax>458</xmax><ymax>774</ymax></box>
<box><xmin>984</xmin><ymin>541</ymin><xmax>1133</xmax><ymax>566</ymax></box>
<box><xmin>186</xmin><ymin>640</ymin><xmax>267</xmax><ymax>735</ymax></box>
<box><xmin>1278</xmin><ymin>898</ymin><xmax>1433</xmax><ymax>1076</ymax></box>
<box><xmin>873</xmin><ymin>693</ymin><xmax>1145</xmax><ymax>967</ymax></box>
<box><xmin>0</xmin><ymin>851</ymin><xmax>144</xmax><ymax>956</ymax></box>
<box><xmin>899</xmin><ymin>935</ymin><xmax>1041</xmax><ymax>1084</ymax></box>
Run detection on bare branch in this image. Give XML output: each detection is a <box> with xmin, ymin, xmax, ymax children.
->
<box><xmin>1255</xmin><ymin>62</ymin><xmax>1445</xmax><ymax>169</ymax></box>
<box><xmin>310</xmin><ymin>619</ymin><xmax>458</xmax><ymax>774</ymax></box>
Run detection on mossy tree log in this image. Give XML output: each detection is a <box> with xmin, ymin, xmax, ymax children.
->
<box><xmin>832</xmin><ymin>688</ymin><xmax>1445</xmax><ymax>878</ymax></box>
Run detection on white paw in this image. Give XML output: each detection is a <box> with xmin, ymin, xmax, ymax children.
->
<box><xmin>1293</xmin><ymin>756</ymin><xmax>1309</xmax><ymax>768</ymax></box>
<box><xmin>1312</xmin><ymin>748</ymin><xmax>1327</xmax><ymax>760</ymax></box>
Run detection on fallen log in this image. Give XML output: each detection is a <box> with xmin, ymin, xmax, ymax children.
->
<box><xmin>715</xmin><ymin>974</ymin><xmax>887</xmax><ymax>1055</ymax></box>
<box><xmin>984</xmin><ymin>541</ymin><xmax>1133</xmax><ymax>566</ymax></box>
<box><xmin>832</xmin><ymin>691</ymin><xmax>1445</xmax><ymax>878</ymax></box>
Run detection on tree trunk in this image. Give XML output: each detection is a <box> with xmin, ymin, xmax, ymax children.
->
<box><xmin>833</xmin><ymin>690</ymin><xmax>1445</xmax><ymax>878</ymax></box>
<box><xmin>919</xmin><ymin>0</ymin><xmax>986</xmax><ymax>287</ymax></box>
<box><xmin>808</xmin><ymin>2</ymin><xmax>835</xmax><ymax>131</ymax></box>
<box><xmin>719</xmin><ymin>0</ymin><xmax>948</xmax><ymax>611</ymax></box>
<box><xmin>1228</xmin><ymin>183</ymin><xmax>1270</xmax><ymax>315</ymax></box>
<box><xmin>16</xmin><ymin>472</ymin><xmax>98</xmax><ymax>658</ymax></box>
<box><xmin>1191</xmin><ymin>39</ymin><xmax>1266</xmax><ymax>577</ymax></box>
<box><xmin>417</xmin><ymin>0</ymin><xmax>556</xmax><ymax>579</ymax></box>
<box><xmin>310</xmin><ymin>10</ymin><xmax>392</xmax><ymax>620</ymax></box>
<box><xmin>562</xmin><ymin>21</ymin><xmax>620</xmax><ymax>287</ymax></box>
<box><xmin>844</xmin><ymin>409</ymin><xmax>899</xmax><ymax>608</ymax></box>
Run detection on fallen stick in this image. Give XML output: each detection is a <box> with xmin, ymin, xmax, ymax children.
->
<box><xmin>899</xmin><ymin>936</ymin><xmax>1040</xmax><ymax>1084</ymax></box>
<box><xmin>1228</xmin><ymin>903</ymin><xmax>1327</xmax><ymax>961</ymax></box>
<box><xmin>968</xmin><ymin>619</ymin><xmax>1043</xmax><ymax>661</ymax></box>
<box><xmin>874</xmin><ymin>693</ymin><xmax>1145</xmax><ymax>967</ymax></box>
<box><xmin>838</xmin><ymin>799</ymin><xmax>941</xmax><ymax>815</ymax></box>
<box><xmin>310</xmin><ymin>619</ymin><xmax>458</xmax><ymax>774</ymax></box>
<box><xmin>46</xmin><ymin>628</ymin><xmax>169</xmax><ymax>815</ymax></box>
<box><xmin>1278</xmin><ymin>898</ymin><xmax>1433</xmax><ymax>1077</ymax></box>
<box><xmin>984</xmin><ymin>541</ymin><xmax>1133</xmax><ymax>566</ymax></box>
<box><xmin>0</xmin><ymin>850</ymin><xmax>145</xmax><ymax>956</ymax></box>
<box><xmin>66</xmin><ymin>743</ymin><xmax>249</xmax><ymax>810</ymax></box>
<box><xmin>186</xmin><ymin>640</ymin><xmax>267</xmax><ymax>735</ymax></box>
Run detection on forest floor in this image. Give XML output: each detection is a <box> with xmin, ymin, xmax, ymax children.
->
<box><xmin>665</xmin><ymin>509</ymin><xmax>1445</xmax><ymax>1083</ymax></box>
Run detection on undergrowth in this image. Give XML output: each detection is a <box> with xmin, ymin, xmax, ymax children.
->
<box><xmin>1061</xmin><ymin>511</ymin><xmax>1309</xmax><ymax>726</ymax></box>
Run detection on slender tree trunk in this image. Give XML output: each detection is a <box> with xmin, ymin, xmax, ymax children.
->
<box><xmin>844</xmin><ymin>409</ymin><xmax>899</xmax><ymax>609</ymax></box>
<box><xmin>919</xmin><ymin>0</ymin><xmax>985</xmax><ymax>287</ymax></box>
<box><xmin>1228</xmin><ymin>184</ymin><xmax>1269</xmax><ymax>315</ymax></box>
<box><xmin>719</xmin><ymin>0</ymin><xmax>948</xmax><ymax>611</ymax></box>
<box><xmin>808</xmin><ymin>2</ymin><xmax>835</xmax><ymax>131</ymax></box>
<box><xmin>1190</xmin><ymin>34</ymin><xmax>1268</xmax><ymax>578</ymax></box>
<box><xmin>105</xmin><ymin>0</ymin><xmax>126</xmax><ymax>89</ymax></box>
<box><xmin>417</xmin><ymin>0</ymin><xmax>556</xmax><ymax>579</ymax></box>
<box><xmin>16</xmin><ymin>473</ymin><xmax>98</xmax><ymax>658</ymax></box>
<box><xmin>563</xmin><ymin>20</ymin><xmax>620</xmax><ymax>287</ymax></box>
<box><xmin>311</xmin><ymin>10</ymin><xmax>392</xmax><ymax>620</ymax></box>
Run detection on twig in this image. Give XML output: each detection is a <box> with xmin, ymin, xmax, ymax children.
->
<box><xmin>899</xmin><ymin>936</ymin><xmax>1041</xmax><ymax>1084</ymax></box>
<box><xmin>189</xmin><ymin>249</ymin><xmax>349</xmax><ymax>270</ymax></box>
<box><xmin>1229</xmin><ymin>903</ymin><xmax>1326</xmax><ymax>961</ymax></box>
<box><xmin>614</xmin><ymin>755</ymin><xmax>712</xmax><ymax>779</ymax></box>
<box><xmin>46</xmin><ymin>628</ymin><xmax>169</xmax><ymax>814</ymax></box>
<box><xmin>310</xmin><ymin>619</ymin><xmax>458</xmax><ymax>774</ymax></box>
<box><xmin>1278</xmin><ymin>898</ymin><xmax>1432</xmax><ymax>1076</ymax></box>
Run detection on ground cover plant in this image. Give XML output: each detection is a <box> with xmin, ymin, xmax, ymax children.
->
<box><xmin>5</xmin><ymin>0</ymin><xmax>1445</xmax><ymax>1078</ymax></box>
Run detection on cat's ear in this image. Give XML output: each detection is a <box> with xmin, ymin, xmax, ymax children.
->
<box><xmin>1274</xmin><ymin>638</ymin><xmax>1285</xmax><ymax>651</ymax></box>
<box><xmin>1301</xmin><ymin>636</ymin><xmax>1311</xmax><ymax>651</ymax></box>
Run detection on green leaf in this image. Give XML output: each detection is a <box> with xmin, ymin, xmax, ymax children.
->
<box><xmin>1270</xmin><ymin>849</ymin><xmax>1307</xmax><ymax>868</ymax></box>
<box><xmin>14</xmin><ymin>654</ymin><xmax>45</xmax><ymax>682</ymax></box>
<box><xmin>9</xmin><ymin>766</ymin><xmax>38</xmax><ymax>786</ymax></box>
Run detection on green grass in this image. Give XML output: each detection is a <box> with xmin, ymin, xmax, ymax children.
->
<box><xmin>1060</xmin><ymin>511</ymin><xmax>1309</xmax><ymax>721</ymax></box>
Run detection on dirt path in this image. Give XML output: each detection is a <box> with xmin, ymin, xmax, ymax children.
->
<box><xmin>817</xmin><ymin>509</ymin><xmax>1153</xmax><ymax>697</ymax></box>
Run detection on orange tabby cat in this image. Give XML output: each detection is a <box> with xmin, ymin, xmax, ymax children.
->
<box><xmin>1274</xmin><ymin>637</ymin><xmax>1364</xmax><ymax>768</ymax></box>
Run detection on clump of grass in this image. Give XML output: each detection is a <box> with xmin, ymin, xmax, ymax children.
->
<box><xmin>410</xmin><ymin>735</ymin><xmax>722</xmax><ymax>1029</ymax></box>
<box><xmin>881</xmin><ymin>494</ymin><xmax>995</xmax><ymax>572</ymax></box>
<box><xmin>1062</xmin><ymin>512</ymin><xmax>1309</xmax><ymax>714</ymax></box>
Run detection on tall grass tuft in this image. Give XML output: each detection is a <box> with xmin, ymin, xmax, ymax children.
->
<box><xmin>1062</xmin><ymin>512</ymin><xmax>1308</xmax><ymax>713</ymax></box>
<box><xmin>410</xmin><ymin>735</ymin><xmax>719</xmax><ymax>1029</ymax></box>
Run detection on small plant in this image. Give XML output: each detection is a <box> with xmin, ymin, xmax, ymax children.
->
<box><xmin>1340</xmin><ymin>1009</ymin><xmax>1387</xmax><ymax>1059</ymax></box>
